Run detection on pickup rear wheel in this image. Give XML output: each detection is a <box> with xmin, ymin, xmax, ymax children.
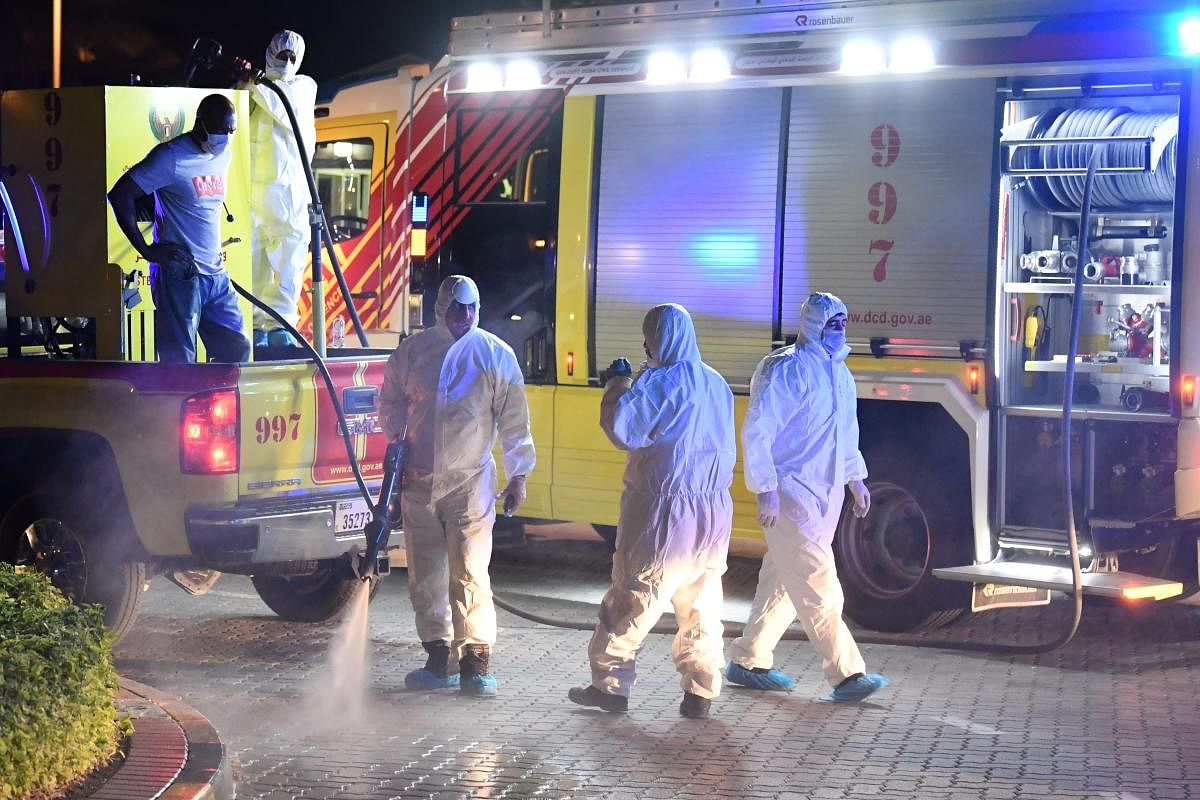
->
<box><xmin>251</xmin><ymin>564</ymin><xmax>378</xmax><ymax>622</ymax></box>
<box><xmin>0</xmin><ymin>495</ymin><xmax>146</xmax><ymax>642</ymax></box>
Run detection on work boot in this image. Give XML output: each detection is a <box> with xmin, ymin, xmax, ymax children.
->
<box><xmin>405</xmin><ymin>640</ymin><xmax>460</xmax><ymax>691</ymax></box>
<box><xmin>679</xmin><ymin>692</ymin><xmax>711</xmax><ymax>719</ymax></box>
<box><xmin>459</xmin><ymin>644</ymin><xmax>497</xmax><ymax>697</ymax></box>
<box><xmin>567</xmin><ymin>685</ymin><xmax>628</xmax><ymax>713</ymax></box>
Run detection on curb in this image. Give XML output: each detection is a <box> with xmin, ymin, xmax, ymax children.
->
<box><xmin>91</xmin><ymin>678</ymin><xmax>234</xmax><ymax>800</ymax></box>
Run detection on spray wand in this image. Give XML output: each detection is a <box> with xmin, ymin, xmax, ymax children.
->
<box><xmin>354</xmin><ymin>438</ymin><xmax>406</xmax><ymax>581</ymax></box>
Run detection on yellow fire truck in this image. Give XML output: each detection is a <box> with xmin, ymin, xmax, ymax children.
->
<box><xmin>307</xmin><ymin>0</ymin><xmax>1200</xmax><ymax>631</ymax></box>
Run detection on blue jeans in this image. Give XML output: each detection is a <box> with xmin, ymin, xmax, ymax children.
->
<box><xmin>150</xmin><ymin>266</ymin><xmax>251</xmax><ymax>363</ymax></box>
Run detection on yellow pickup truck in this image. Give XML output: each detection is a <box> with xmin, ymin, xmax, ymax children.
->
<box><xmin>1</xmin><ymin>85</ymin><xmax>393</xmax><ymax>639</ymax></box>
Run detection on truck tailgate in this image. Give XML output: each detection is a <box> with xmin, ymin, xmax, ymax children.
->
<box><xmin>238</xmin><ymin>358</ymin><xmax>389</xmax><ymax>504</ymax></box>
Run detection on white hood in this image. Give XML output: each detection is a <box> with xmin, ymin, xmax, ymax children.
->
<box><xmin>642</xmin><ymin>303</ymin><xmax>701</xmax><ymax>367</ymax></box>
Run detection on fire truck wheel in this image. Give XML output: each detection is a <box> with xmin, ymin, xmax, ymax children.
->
<box><xmin>251</xmin><ymin>564</ymin><xmax>380</xmax><ymax>623</ymax></box>
<box><xmin>833</xmin><ymin>460</ymin><xmax>971</xmax><ymax>632</ymax></box>
<box><xmin>0</xmin><ymin>494</ymin><xmax>147</xmax><ymax>642</ymax></box>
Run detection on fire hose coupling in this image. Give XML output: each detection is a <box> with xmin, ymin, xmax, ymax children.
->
<box><xmin>1020</xmin><ymin>249</ymin><xmax>1078</xmax><ymax>274</ymax></box>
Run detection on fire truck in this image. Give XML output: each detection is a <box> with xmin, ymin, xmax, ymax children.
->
<box><xmin>306</xmin><ymin>0</ymin><xmax>1200</xmax><ymax>631</ymax></box>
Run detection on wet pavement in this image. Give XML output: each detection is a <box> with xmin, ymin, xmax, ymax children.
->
<box><xmin>113</xmin><ymin>525</ymin><xmax>1200</xmax><ymax>800</ymax></box>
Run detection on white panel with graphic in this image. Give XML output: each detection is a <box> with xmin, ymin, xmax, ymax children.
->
<box><xmin>781</xmin><ymin>79</ymin><xmax>996</xmax><ymax>345</ymax></box>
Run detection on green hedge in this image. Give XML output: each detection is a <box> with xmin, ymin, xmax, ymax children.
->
<box><xmin>0</xmin><ymin>564</ymin><xmax>119</xmax><ymax>800</ymax></box>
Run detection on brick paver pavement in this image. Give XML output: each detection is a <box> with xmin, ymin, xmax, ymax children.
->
<box><xmin>114</xmin><ymin>527</ymin><xmax>1200</xmax><ymax>800</ymax></box>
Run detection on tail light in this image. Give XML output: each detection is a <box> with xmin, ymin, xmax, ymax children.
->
<box><xmin>181</xmin><ymin>388</ymin><xmax>239</xmax><ymax>474</ymax></box>
<box><xmin>967</xmin><ymin>363</ymin><xmax>981</xmax><ymax>395</ymax></box>
<box><xmin>1183</xmin><ymin>374</ymin><xmax>1197</xmax><ymax>409</ymax></box>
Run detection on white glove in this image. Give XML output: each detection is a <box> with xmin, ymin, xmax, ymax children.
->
<box><xmin>757</xmin><ymin>490</ymin><xmax>780</xmax><ymax>528</ymax></box>
<box><xmin>499</xmin><ymin>476</ymin><xmax>527</xmax><ymax>517</ymax></box>
<box><xmin>848</xmin><ymin>479</ymin><xmax>871</xmax><ymax>518</ymax></box>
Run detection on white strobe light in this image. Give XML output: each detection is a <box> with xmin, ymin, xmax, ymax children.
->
<box><xmin>840</xmin><ymin>39</ymin><xmax>886</xmax><ymax>75</ymax></box>
<box><xmin>890</xmin><ymin>36</ymin><xmax>937</xmax><ymax>72</ymax></box>
<box><xmin>466</xmin><ymin>61</ymin><xmax>503</xmax><ymax>92</ymax></box>
<box><xmin>646</xmin><ymin>51</ymin><xmax>686</xmax><ymax>84</ymax></box>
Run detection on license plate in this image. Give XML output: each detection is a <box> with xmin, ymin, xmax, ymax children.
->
<box><xmin>335</xmin><ymin>498</ymin><xmax>372</xmax><ymax>533</ymax></box>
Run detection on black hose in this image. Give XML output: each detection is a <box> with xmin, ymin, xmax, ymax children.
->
<box><xmin>491</xmin><ymin>590</ymin><xmax>1081</xmax><ymax>653</ymax></box>
<box><xmin>254</xmin><ymin>75</ymin><xmax>369</xmax><ymax>348</ymax></box>
<box><xmin>230</xmin><ymin>278</ymin><xmax>372</xmax><ymax>504</ymax></box>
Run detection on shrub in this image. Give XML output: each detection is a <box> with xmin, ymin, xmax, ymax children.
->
<box><xmin>0</xmin><ymin>564</ymin><xmax>119</xmax><ymax>800</ymax></box>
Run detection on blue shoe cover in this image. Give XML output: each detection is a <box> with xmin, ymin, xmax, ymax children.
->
<box><xmin>253</xmin><ymin>329</ymin><xmax>270</xmax><ymax>349</ymax></box>
<box><xmin>824</xmin><ymin>673</ymin><xmax>890</xmax><ymax>703</ymax></box>
<box><xmin>724</xmin><ymin>660</ymin><xmax>796</xmax><ymax>691</ymax></box>
<box><xmin>460</xmin><ymin>674</ymin><xmax>498</xmax><ymax>697</ymax></box>
<box><xmin>267</xmin><ymin>328</ymin><xmax>300</xmax><ymax>348</ymax></box>
<box><xmin>404</xmin><ymin>669</ymin><xmax>460</xmax><ymax>691</ymax></box>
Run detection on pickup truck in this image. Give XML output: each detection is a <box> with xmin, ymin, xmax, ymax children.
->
<box><xmin>0</xmin><ymin>355</ymin><xmax>392</xmax><ymax>639</ymax></box>
<box><xmin>0</xmin><ymin>84</ymin><xmax>408</xmax><ymax>639</ymax></box>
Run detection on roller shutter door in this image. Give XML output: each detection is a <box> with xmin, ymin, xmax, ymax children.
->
<box><xmin>594</xmin><ymin>88</ymin><xmax>783</xmax><ymax>386</ymax></box>
<box><xmin>781</xmin><ymin>78</ymin><xmax>996</xmax><ymax>346</ymax></box>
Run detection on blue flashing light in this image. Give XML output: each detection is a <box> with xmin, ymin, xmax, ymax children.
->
<box><xmin>1179</xmin><ymin>16</ymin><xmax>1200</xmax><ymax>55</ymax></box>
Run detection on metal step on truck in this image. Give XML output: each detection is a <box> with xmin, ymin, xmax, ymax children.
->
<box><xmin>306</xmin><ymin>0</ymin><xmax>1200</xmax><ymax>631</ymax></box>
<box><xmin>0</xmin><ymin>85</ymin><xmax>398</xmax><ymax>640</ymax></box>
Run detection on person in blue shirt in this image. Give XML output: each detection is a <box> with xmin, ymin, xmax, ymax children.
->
<box><xmin>109</xmin><ymin>94</ymin><xmax>250</xmax><ymax>363</ymax></box>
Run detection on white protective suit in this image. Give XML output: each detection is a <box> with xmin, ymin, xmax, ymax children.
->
<box><xmin>248</xmin><ymin>30</ymin><xmax>318</xmax><ymax>330</ymax></box>
<box><xmin>590</xmin><ymin>303</ymin><xmax>736</xmax><ymax>700</ymax></box>
<box><xmin>729</xmin><ymin>292</ymin><xmax>870</xmax><ymax>687</ymax></box>
<box><xmin>379</xmin><ymin>276</ymin><xmax>536</xmax><ymax>666</ymax></box>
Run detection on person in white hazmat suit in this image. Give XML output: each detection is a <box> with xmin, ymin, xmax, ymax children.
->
<box><xmin>725</xmin><ymin>292</ymin><xmax>889</xmax><ymax>702</ymax></box>
<box><xmin>568</xmin><ymin>303</ymin><xmax>735</xmax><ymax>720</ymax></box>
<box><xmin>246</xmin><ymin>30</ymin><xmax>317</xmax><ymax>348</ymax></box>
<box><xmin>379</xmin><ymin>275</ymin><xmax>535</xmax><ymax>697</ymax></box>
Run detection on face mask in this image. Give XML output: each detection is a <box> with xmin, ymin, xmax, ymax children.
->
<box><xmin>266</xmin><ymin>53</ymin><xmax>298</xmax><ymax>80</ymax></box>
<box><xmin>822</xmin><ymin>329</ymin><xmax>846</xmax><ymax>354</ymax></box>
<box><xmin>201</xmin><ymin>133</ymin><xmax>229</xmax><ymax>156</ymax></box>
<box><xmin>198</xmin><ymin>120</ymin><xmax>229</xmax><ymax>156</ymax></box>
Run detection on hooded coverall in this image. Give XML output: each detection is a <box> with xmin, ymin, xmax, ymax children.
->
<box><xmin>379</xmin><ymin>276</ymin><xmax>536</xmax><ymax>670</ymax></box>
<box><xmin>729</xmin><ymin>292</ymin><xmax>871</xmax><ymax>687</ymax></box>
<box><xmin>247</xmin><ymin>30</ymin><xmax>318</xmax><ymax>333</ymax></box>
<box><xmin>589</xmin><ymin>303</ymin><xmax>736</xmax><ymax>700</ymax></box>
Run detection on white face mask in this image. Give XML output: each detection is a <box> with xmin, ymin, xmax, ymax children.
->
<box><xmin>199</xmin><ymin>120</ymin><xmax>230</xmax><ymax>156</ymax></box>
<box><xmin>266</xmin><ymin>59</ymin><xmax>298</xmax><ymax>80</ymax></box>
<box><xmin>822</xmin><ymin>329</ymin><xmax>846</xmax><ymax>354</ymax></box>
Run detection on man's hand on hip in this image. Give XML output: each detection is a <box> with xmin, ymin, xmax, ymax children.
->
<box><xmin>848</xmin><ymin>479</ymin><xmax>871</xmax><ymax>518</ymax></box>
<box><xmin>756</xmin><ymin>490</ymin><xmax>780</xmax><ymax>528</ymax></box>
<box><xmin>147</xmin><ymin>242</ymin><xmax>197</xmax><ymax>278</ymax></box>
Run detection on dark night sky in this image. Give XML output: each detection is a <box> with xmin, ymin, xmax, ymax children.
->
<box><xmin>0</xmin><ymin>0</ymin><xmax>591</xmax><ymax>91</ymax></box>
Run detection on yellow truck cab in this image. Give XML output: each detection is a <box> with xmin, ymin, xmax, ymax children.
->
<box><xmin>0</xmin><ymin>86</ymin><xmax>393</xmax><ymax>639</ymax></box>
